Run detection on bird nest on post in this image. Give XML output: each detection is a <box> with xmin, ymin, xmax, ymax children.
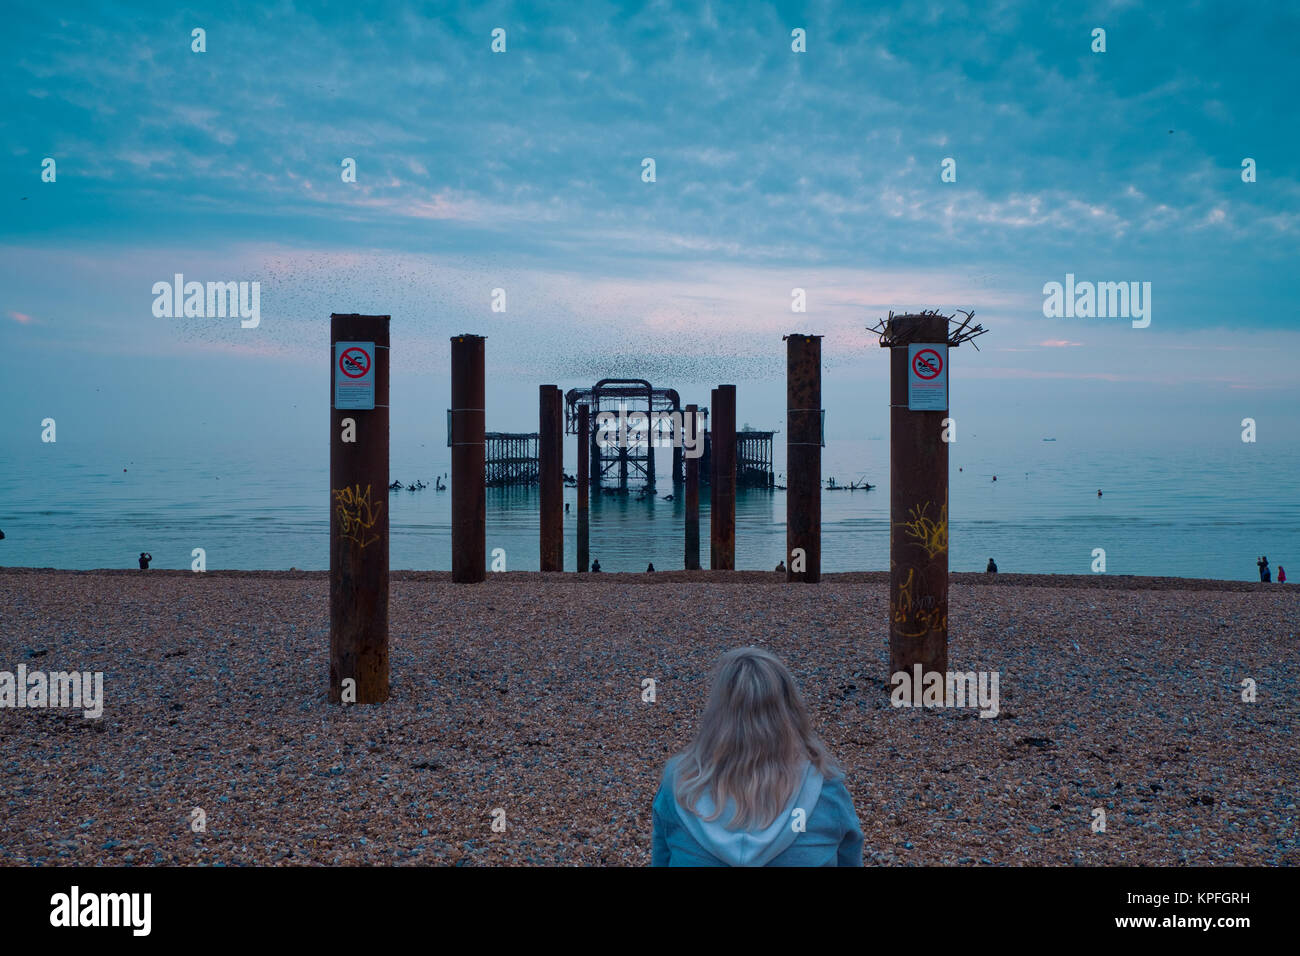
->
<box><xmin>867</xmin><ymin>309</ymin><xmax>989</xmax><ymax>349</ymax></box>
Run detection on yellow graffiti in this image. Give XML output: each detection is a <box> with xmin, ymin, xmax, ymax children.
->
<box><xmin>333</xmin><ymin>484</ymin><xmax>382</xmax><ymax>549</ymax></box>
<box><xmin>891</xmin><ymin>567</ymin><xmax>948</xmax><ymax>637</ymax></box>
<box><xmin>899</xmin><ymin>493</ymin><xmax>948</xmax><ymax>559</ymax></box>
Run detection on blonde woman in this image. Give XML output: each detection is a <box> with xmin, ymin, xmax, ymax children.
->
<box><xmin>651</xmin><ymin>647</ymin><xmax>864</xmax><ymax>866</ymax></box>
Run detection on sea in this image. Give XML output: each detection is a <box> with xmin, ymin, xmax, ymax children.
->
<box><xmin>1</xmin><ymin>432</ymin><xmax>1296</xmax><ymax>581</ymax></box>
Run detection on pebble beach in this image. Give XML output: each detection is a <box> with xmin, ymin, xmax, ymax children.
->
<box><xmin>1</xmin><ymin>568</ymin><xmax>1296</xmax><ymax>866</ymax></box>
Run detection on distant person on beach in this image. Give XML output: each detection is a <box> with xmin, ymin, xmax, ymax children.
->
<box><xmin>1097</xmin><ymin>489</ymin><xmax>1103</xmax><ymax>497</ymax></box>
<box><xmin>651</xmin><ymin>647</ymin><xmax>864</xmax><ymax>867</ymax></box>
<box><xmin>591</xmin><ymin>559</ymin><xmax>601</xmax><ymax>573</ymax></box>
<box><xmin>1279</xmin><ymin>566</ymin><xmax>1287</xmax><ymax>584</ymax></box>
<box><xmin>1258</xmin><ymin>556</ymin><xmax>1271</xmax><ymax>583</ymax></box>
<box><xmin>775</xmin><ymin>560</ymin><xmax>786</xmax><ymax>573</ymax></box>
<box><xmin>647</xmin><ymin>563</ymin><xmax>655</xmax><ymax>573</ymax></box>
<box><xmin>986</xmin><ymin>558</ymin><xmax>997</xmax><ymax>574</ymax></box>
<box><xmin>138</xmin><ymin>552</ymin><xmax>152</xmax><ymax>570</ymax></box>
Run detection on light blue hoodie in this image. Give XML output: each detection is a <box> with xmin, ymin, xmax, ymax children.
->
<box><xmin>651</xmin><ymin>756</ymin><xmax>864</xmax><ymax>866</ymax></box>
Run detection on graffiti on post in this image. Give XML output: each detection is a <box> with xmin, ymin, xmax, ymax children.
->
<box><xmin>333</xmin><ymin>483</ymin><xmax>382</xmax><ymax>550</ymax></box>
<box><xmin>899</xmin><ymin>493</ymin><xmax>948</xmax><ymax>559</ymax></box>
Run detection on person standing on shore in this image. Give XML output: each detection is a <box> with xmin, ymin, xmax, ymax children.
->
<box><xmin>1279</xmin><ymin>566</ymin><xmax>1287</xmax><ymax>584</ymax></box>
<box><xmin>651</xmin><ymin>647</ymin><xmax>864</xmax><ymax>866</ymax></box>
<box><xmin>1258</xmin><ymin>556</ymin><xmax>1271</xmax><ymax>582</ymax></box>
<box><xmin>986</xmin><ymin>558</ymin><xmax>998</xmax><ymax>574</ymax></box>
<box><xmin>138</xmin><ymin>552</ymin><xmax>152</xmax><ymax>570</ymax></box>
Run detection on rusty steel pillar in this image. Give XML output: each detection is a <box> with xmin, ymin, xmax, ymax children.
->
<box><xmin>577</xmin><ymin>403</ymin><xmax>590</xmax><ymax>572</ymax></box>
<box><xmin>710</xmin><ymin>385</ymin><xmax>736</xmax><ymax>570</ymax></box>
<box><xmin>786</xmin><ymin>334</ymin><xmax>822</xmax><ymax>583</ymax></box>
<box><xmin>539</xmin><ymin>384</ymin><xmax>564</xmax><ymax>571</ymax></box>
<box><xmin>684</xmin><ymin>403</ymin><xmax>700</xmax><ymax>570</ymax></box>
<box><xmin>330</xmin><ymin>313</ymin><xmax>389</xmax><ymax>704</ymax></box>
<box><xmin>886</xmin><ymin>313</ymin><xmax>950</xmax><ymax>692</ymax></box>
<box><xmin>450</xmin><ymin>334</ymin><xmax>486</xmax><ymax>583</ymax></box>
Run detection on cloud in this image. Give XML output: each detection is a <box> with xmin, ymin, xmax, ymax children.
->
<box><xmin>1039</xmin><ymin>339</ymin><xmax>1083</xmax><ymax>347</ymax></box>
<box><xmin>7</xmin><ymin>310</ymin><xmax>35</xmax><ymax>324</ymax></box>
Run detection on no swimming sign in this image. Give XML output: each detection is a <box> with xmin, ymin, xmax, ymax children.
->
<box><xmin>335</xmin><ymin>341</ymin><xmax>375</xmax><ymax>410</ymax></box>
<box><xmin>907</xmin><ymin>343</ymin><xmax>947</xmax><ymax>411</ymax></box>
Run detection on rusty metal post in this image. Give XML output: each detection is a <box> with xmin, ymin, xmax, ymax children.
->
<box><xmin>451</xmin><ymin>334</ymin><xmax>486</xmax><ymax>583</ymax></box>
<box><xmin>786</xmin><ymin>334</ymin><xmax>822</xmax><ymax>583</ymax></box>
<box><xmin>577</xmin><ymin>403</ymin><xmax>590</xmax><ymax>572</ymax></box>
<box><xmin>330</xmin><ymin>313</ymin><xmax>389</xmax><ymax>704</ymax></box>
<box><xmin>684</xmin><ymin>403</ymin><xmax>700</xmax><ymax>570</ymax></box>
<box><xmin>886</xmin><ymin>313</ymin><xmax>950</xmax><ymax>693</ymax></box>
<box><xmin>540</xmin><ymin>384</ymin><xmax>563</xmax><ymax>571</ymax></box>
<box><xmin>710</xmin><ymin>385</ymin><xmax>736</xmax><ymax>570</ymax></box>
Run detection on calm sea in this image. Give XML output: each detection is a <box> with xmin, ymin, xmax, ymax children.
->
<box><xmin>1</xmin><ymin>434</ymin><xmax>1296</xmax><ymax>581</ymax></box>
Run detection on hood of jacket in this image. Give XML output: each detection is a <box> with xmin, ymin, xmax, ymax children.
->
<box><xmin>671</xmin><ymin>760</ymin><xmax>824</xmax><ymax>867</ymax></box>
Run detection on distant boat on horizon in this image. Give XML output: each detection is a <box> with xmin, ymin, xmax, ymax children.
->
<box><xmin>1042</xmin><ymin>437</ymin><xmax>1057</xmax><ymax>442</ymax></box>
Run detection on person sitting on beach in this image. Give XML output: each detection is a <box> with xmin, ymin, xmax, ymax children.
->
<box><xmin>1258</xmin><ymin>556</ymin><xmax>1271</xmax><ymax>583</ymax></box>
<box><xmin>138</xmin><ymin>552</ymin><xmax>152</xmax><ymax>570</ymax></box>
<box><xmin>647</xmin><ymin>562</ymin><xmax>655</xmax><ymax>573</ymax></box>
<box><xmin>651</xmin><ymin>647</ymin><xmax>864</xmax><ymax>867</ymax></box>
<box><xmin>986</xmin><ymin>558</ymin><xmax>997</xmax><ymax>574</ymax></box>
<box><xmin>591</xmin><ymin>559</ymin><xmax>601</xmax><ymax>573</ymax></box>
<box><xmin>1279</xmin><ymin>565</ymin><xmax>1287</xmax><ymax>584</ymax></box>
<box><xmin>775</xmin><ymin>560</ymin><xmax>786</xmax><ymax>573</ymax></box>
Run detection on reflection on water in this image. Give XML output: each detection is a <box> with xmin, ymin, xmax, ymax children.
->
<box><xmin>0</xmin><ymin>437</ymin><xmax>1295</xmax><ymax>580</ymax></box>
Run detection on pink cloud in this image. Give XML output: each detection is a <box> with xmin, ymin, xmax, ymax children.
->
<box><xmin>1039</xmin><ymin>339</ymin><xmax>1083</xmax><ymax>347</ymax></box>
<box><xmin>7</xmin><ymin>310</ymin><xmax>34</xmax><ymax>324</ymax></box>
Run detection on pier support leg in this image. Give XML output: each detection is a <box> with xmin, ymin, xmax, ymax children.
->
<box><xmin>786</xmin><ymin>334</ymin><xmax>822</xmax><ymax>583</ymax></box>
<box><xmin>887</xmin><ymin>314</ymin><xmax>950</xmax><ymax>689</ymax></box>
<box><xmin>685</xmin><ymin>403</ymin><xmax>700</xmax><ymax>570</ymax></box>
<box><xmin>577</xmin><ymin>404</ymin><xmax>590</xmax><ymax>572</ymax></box>
<box><xmin>710</xmin><ymin>385</ymin><xmax>736</xmax><ymax>570</ymax></box>
<box><xmin>540</xmin><ymin>384</ymin><xmax>564</xmax><ymax>572</ymax></box>
<box><xmin>451</xmin><ymin>334</ymin><xmax>486</xmax><ymax>583</ymax></box>
<box><xmin>330</xmin><ymin>313</ymin><xmax>389</xmax><ymax>704</ymax></box>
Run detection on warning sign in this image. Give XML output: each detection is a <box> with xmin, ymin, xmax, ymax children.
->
<box><xmin>335</xmin><ymin>341</ymin><xmax>375</xmax><ymax>410</ymax></box>
<box><xmin>907</xmin><ymin>343</ymin><xmax>947</xmax><ymax>411</ymax></box>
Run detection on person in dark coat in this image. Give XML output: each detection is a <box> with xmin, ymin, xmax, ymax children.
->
<box><xmin>591</xmin><ymin>559</ymin><xmax>602</xmax><ymax>573</ymax></box>
<box><xmin>139</xmin><ymin>552</ymin><xmax>152</xmax><ymax>570</ymax></box>
<box><xmin>647</xmin><ymin>563</ymin><xmax>655</xmax><ymax>573</ymax></box>
<box><xmin>1257</xmin><ymin>556</ymin><xmax>1271</xmax><ymax>582</ymax></box>
<box><xmin>775</xmin><ymin>560</ymin><xmax>786</xmax><ymax>573</ymax></box>
<box><xmin>986</xmin><ymin>558</ymin><xmax>998</xmax><ymax>574</ymax></box>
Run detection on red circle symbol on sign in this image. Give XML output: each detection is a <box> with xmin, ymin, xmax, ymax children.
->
<box><xmin>913</xmin><ymin>348</ymin><xmax>943</xmax><ymax>380</ymax></box>
<box><xmin>339</xmin><ymin>347</ymin><xmax>371</xmax><ymax>378</ymax></box>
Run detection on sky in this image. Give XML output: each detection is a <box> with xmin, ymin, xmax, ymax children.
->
<box><xmin>3</xmin><ymin>0</ymin><xmax>1298</xmax><ymax>460</ymax></box>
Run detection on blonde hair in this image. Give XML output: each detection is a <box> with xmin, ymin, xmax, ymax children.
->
<box><xmin>672</xmin><ymin>646</ymin><xmax>839</xmax><ymax>830</ymax></box>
